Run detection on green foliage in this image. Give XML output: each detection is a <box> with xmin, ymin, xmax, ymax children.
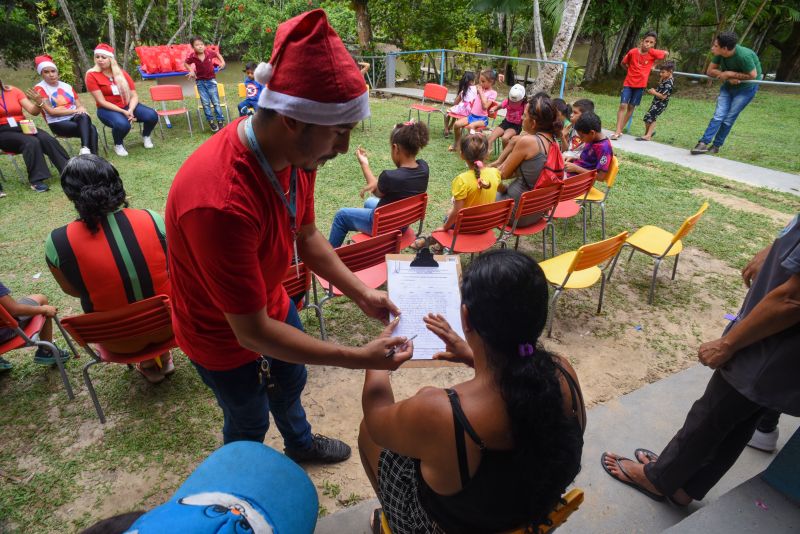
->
<box><xmin>320</xmin><ymin>1</ymin><xmax>357</xmax><ymax>43</ymax></box>
<box><xmin>35</xmin><ymin>1</ymin><xmax>76</xmax><ymax>86</ymax></box>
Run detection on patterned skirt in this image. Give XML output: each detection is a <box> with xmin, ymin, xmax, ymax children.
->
<box><xmin>377</xmin><ymin>450</ymin><xmax>445</xmax><ymax>534</ymax></box>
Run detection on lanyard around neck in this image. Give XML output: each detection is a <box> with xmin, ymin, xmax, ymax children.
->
<box><xmin>244</xmin><ymin>116</ymin><xmax>297</xmax><ymax>233</ymax></box>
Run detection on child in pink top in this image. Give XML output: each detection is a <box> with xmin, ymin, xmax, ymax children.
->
<box><xmin>487</xmin><ymin>83</ymin><xmax>526</xmax><ymax>154</ymax></box>
<box><xmin>450</xmin><ymin>68</ymin><xmax>497</xmax><ymax>153</ymax></box>
<box><xmin>445</xmin><ymin>72</ymin><xmax>476</xmax><ymax>137</ymax></box>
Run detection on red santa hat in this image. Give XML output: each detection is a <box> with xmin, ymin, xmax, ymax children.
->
<box><xmin>254</xmin><ymin>9</ymin><xmax>369</xmax><ymax>125</ymax></box>
<box><xmin>35</xmin><ymin>54</ymin><xmax>57</xmax><ymax>74</ymax></box>
<box><xmin>94</xmin><ymin>43</ymin><xmax>116</xmax><ymax>58</ymax></box>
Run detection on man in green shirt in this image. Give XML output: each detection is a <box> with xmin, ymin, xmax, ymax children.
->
<box><xmin>691</xmin><ymin>32</ymin><xmax>762</xmax><ymax>155</ymax></box>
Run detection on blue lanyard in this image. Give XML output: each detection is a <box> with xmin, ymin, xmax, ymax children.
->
<box><xmin>244</xmin><ymin>116</ymin><xmax>300</xmax><ymax>277</ymax></box>
<box><xmin>0</xmin><ymin>90</ymin><xmax>9</xmax><ymax>115</ymax></box>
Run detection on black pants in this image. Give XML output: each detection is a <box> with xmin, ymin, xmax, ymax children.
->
<box><xmin>756</xmin><ymin>409</ymin><xmax>781</xmax><ymax>433</ymax></box>
<box><xmin>48</xmin><ymin>114</ymin><xmax>98</xmax><ymax>155</ymax></box>
<box><xmin>644</xmin><ymin>370</ymin><xmax>767</xmax><ymax>500</ymax></box>
<box><xmin>0</xmin><ymin>125</ymin><xmax>69</xmax><ymax>185</ymax></box>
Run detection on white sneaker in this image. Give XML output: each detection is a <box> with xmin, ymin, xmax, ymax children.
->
<box><xmin>114</xmin><ymin>144</ymin><xmax>128</xmax><ymax>157</ymax></box>
<box><xmin>747</xmin><ymin>428</ymin><xmax>779</xmax><ymax>453</ymax></box>
<box><xmin>142</xmin><ymin>136</ymin><xmax>154</xmax><ymax>149</ymax></box>
<box><xmin>79</xmin><ymin>146</ymin><xmax>91</xmax><ymax>155</ymax></box>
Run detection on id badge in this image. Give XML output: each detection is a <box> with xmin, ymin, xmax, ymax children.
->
<box><xmin>111</xmin><ymin>84</ymin><xmax>120</xmax><ymax>96</ymax></box>
<box><xmin>6</xmin><ymin>117</ymin><xmax>18</xmax><ymax>128</ymax></box>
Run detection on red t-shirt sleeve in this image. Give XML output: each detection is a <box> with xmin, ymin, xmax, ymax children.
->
<box><xmin>179</xmin><ymin>208</ymin><xmax>267</xmax><ymax>315</ymax></box>
<box><xmin>85</xmin><ymin>72</ymin><xmax>100</xmax><ymax>92</ymax></box>
<box><xmin>650</xmin><ymin>49</ymin><xmax>667</xmax><ymax>60</ymax></box>
<box><xmin>300</xmin><ymin>174</ymin><xmax>316</xmax><ymax>226</ymax></box>
<box><xmin>34</xmin><ymin>86</ymin><xmax>47</xmax><ymax>98</ymax></box>
<box><xmin>123</xmin><ymin>70</ymin><xmax>136</xmax><ymax>91</ymax></box>
<box><xmin>622</xmin><ymin>49</ymin><xmax>633</xmax><ymax>65</ymax></box>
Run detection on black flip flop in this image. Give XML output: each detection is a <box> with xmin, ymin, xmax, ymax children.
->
<box><xmin>371</xmin><ymin>508</ymin><xmax>384</xmax><ymax>534</ymax></box>
<box><xmin>600</xmin><ymin>452</ymin><xmax>665</xmax><ymax>502</ymax></box>
<box><xmin>634</xmin><ymin>448</ymin><xmax>659</xmax><ymax>464</ymax></box>
<box><xmin>635</xmin><ymin>137</ymin><xmax>650</xmax><ymax>141</ymax></box>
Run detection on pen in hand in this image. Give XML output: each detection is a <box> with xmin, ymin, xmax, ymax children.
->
<box><xmin>386</xmin><ymin>334</ymin><xmax>417</xmax><ymax>358</ymax></box>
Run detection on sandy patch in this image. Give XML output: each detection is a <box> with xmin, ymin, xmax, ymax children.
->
<box><xmin>691</xmin><ymin>188</ymin><xmax>794</xmax><ymax>225</ymax></box>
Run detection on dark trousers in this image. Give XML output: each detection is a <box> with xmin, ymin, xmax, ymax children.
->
<box><xmin>96</xmin><ymin>104</ymin><xmax>158</xmax><ymax>145</ymax></box>
<box><xmin>757</xmin><ymin>409</ymin><xmax>781</xmax><ymax>433</ymax></box>
<box><xmin>0</xmin><ymin>125</ymin><xmax>69</xmax><ymax>185</ymax></box>
<box><xmin>644</xmin><ymin>370</ymin><xmax>767</xmax><ymax>500</ymax></box>
<box><xmin>49</xmin><ymin>113</ymin><xmax>99</xmax><ymax>154</ymax></box>
<box><xmin>191</xmin><ymin>304</ymin><xmax>313</xmax><ymax>449</ymax></box>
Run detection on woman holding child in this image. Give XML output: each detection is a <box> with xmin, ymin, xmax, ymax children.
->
<box><xmin>360</xmin><ymin>249</ymin><xmax>585</xmax><ymax>534</ymax></box>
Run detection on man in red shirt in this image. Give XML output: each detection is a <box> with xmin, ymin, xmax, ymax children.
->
<box><xmin>166</xmin><ymin>10</ymin><xmax>411</xmax><ymax>464</ymax></box>
<box><xmin>611</xmin><ymin>31</ymin><xmax>668</xmax><ymax>140</ymax></box>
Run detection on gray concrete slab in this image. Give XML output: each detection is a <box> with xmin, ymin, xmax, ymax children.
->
<box><xmin>662</xmin><ymin>476</ymin><xmax>800</xmax><ymax>534</ymax></box>
<box><xmin>561</xmin><ymin>365</ymin><xmax>799</xmax><ymax>534</ymax></box>
<box><xmin>315</xmin><ymin>365</ymin><xmax>799</xmax><ymax>533</ymax></box>
<box><xmin>607</xmin><ymin>132</ymin><xmax>800</xmax><ymax>196</ymax></box>
<box><xmin>374</xmin><ymin>86</ymin><xmax>456</xmax><ymax>105</ymax></box>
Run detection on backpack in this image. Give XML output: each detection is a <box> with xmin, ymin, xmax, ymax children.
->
<box><xmin>533</xmin><ymin>133</ymin><xmax>565</xmax><ymax>189</ymax></box>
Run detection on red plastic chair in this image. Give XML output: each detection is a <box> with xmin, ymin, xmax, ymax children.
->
<box><xmin>431</xmin><ymin>199</ymin><xmax>514</xmax><ymax>256</ymax></box>
<box><xmin>552</xmin><ymin>170</ymin><xmax>597</xmax><ymax>245</ymax></box>
<box><xmin>502</xmin><ymin>183</ymin><xmax>563</xmax><ymax>257</ymax></box>
<box><xmin>470</xmin><ymin>101</ymin><xmax>500</xmax><ymax>133</ymax></box>
<box><xmin>149</xmin><ymin>84</ymin><xmax>193</xmax><ymax>138</ymax></box>
<box><xmin>408</xmin><ymin>83</ymin><xmax>448</xmax><ymax>128</ymax></box>
<box><xmin>0</xmin><ymin>305</ymin><xmax>74</xmax><ymax>399</ymax></box>
<box><xmin>60</xmin><ymin>294</ymin><xmax>178</xmax><ymax>423</ymax></box>
<box><xmin>315</xmin><ymin>232</ymin><xmax>402</xmax><ymax>336</ymax></box>
<box><xmin>281</xmin><ymin>261</ymin><xmax>326</xmax><ymax>339</ymax></box>
<box><xmin>350</xmin><ymin>193</ymin><xmax>428</xmax><ymax>249</ymax></box>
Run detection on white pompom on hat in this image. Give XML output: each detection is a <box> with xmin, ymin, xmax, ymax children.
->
<box><xmin>257</xmin><ymin>9</ymin><xmax>369</xmax><ymax>125</ymax></box>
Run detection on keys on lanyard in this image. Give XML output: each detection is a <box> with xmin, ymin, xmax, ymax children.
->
<box><xmin>244</xmin><ymin>116</ymin><xmax>301</xmax><ymax>279</ymax></box>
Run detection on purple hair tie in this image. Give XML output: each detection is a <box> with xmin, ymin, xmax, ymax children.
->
<box><xmin>518</xmin><ymin>343</ymin><xmax>535</xmax><ymax>357</ymax></box>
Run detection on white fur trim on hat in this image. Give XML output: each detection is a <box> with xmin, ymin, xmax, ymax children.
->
<box><xmin>93</xmin><ymin>48</ymin><xmax>115</xmax><ymax>58</ymax></box>
<box><xmin>259</xmin><ymin>89</ymin><xmax>370</xmax><ymax>126</ymax></box>
<box><xmin>36</xmin><ymin>61</ymin><xmax>57</xmax><ymax>74</ymax></box>
<box><xmin>254</xmin><ymin>62</ymin><xmax>273</xmax><ymax>85</ymax></box>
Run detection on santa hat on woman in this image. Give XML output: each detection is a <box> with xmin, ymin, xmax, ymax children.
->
<box><xmin>35</xmin><ymin>54</ymin><xmax>57</xmax><ymax>74</ymax></box>
<box><xmin>93</xmin><ymin>44</ymin><xmax>116</xmax><ymax>58</ymax></box>
<box><xmin>254</xmin><ymin>9</ymin><xmax>369</xmax><ymax>125</ymax></box>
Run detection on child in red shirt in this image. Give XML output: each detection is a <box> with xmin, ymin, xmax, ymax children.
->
<box><xmin>611</xmin><ymin>31</ymin><xmax>668</xmax><ymax>140</ymax></box>
<box><xmin>185</xmin><ymin>36</ymin><xmax>227</xmax><ymax>132</ymax></box>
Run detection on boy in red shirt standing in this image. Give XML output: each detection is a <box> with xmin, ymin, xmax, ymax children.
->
<box><xmin>611</xmin><ymin>31</ymin><xmax>668</xmax><ymax>140</ymax></box>
<box><xmin>185</xmin><ymin>36</ymin><xmax>226</xmax><ymax>133</ymax></box>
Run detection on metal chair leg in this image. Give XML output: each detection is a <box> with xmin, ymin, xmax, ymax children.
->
<box><xmin>627</xmin><ymin>247</ymin><xmax>636</xmax><ymax>264</ymax></box>
<box><xmin>597</xmin><ymin>271</ymin><xmax>607</xmax><ymax>314</ymax></box>
<box><xmin>9</xmin><ymin>155</ymin><xmax>25</xmax><ymax>183</ymax></box>
<box><xmin>547</xmin><ymin>288</ymin><xmax>563</xmax><ymax>338</ymax></box>
<box><xmin>158</xmin><ymin>118</ymin><xmax>165</xmax><ymax>140</ymax></box>
<box><xmin>600</xmin><ymin>203</ymin><xmax>606</xmax><ymax>239</ymax></box>
<box><xmin>582</xmin><ymin>206</ymin><xmax>588</xmax><ymax>244</ymax></box>
<box><xmin>83</xmin><ymin>358</ymin><xmax>106</xmax><ymax>423</ymax></box>
<box><xmin>607</xmin><ymin>246</ymin><xmax>625</xmax><ymax>281</ymax></box>
<box><xmin>649</xmin><ymin>257</ymin><xmax>663</xmax><ymax>305</ymax></box>
<box><xmin>37</xmin><ymin>339</ymin><xmax>74</xmax><ymax>400</ymax></box>
<box><xmin>550</xmin><ymin>223</ymin><xmax>557</xmax><ymax>257</ymax></box>
<box><xmin>671</xmin><ymin>254</ymin><xmax>680</xmax><ymax>280</ymax></box>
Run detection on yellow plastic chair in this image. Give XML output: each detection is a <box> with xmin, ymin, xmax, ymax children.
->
<box><xmin>540</xmin><ymin>231</ymin><xmax>629</xmax><ymax>337</ymax></box>
<box><xmin>608</xmin><ymin>202</ymin><xmax>709</xmax><ymax>304</ymax></box>
<box><xmin>578</xmin><ymin>156</ymin><xmax>619</xmax><ymax>239</ymax></box>
<box><xmin>378</xmin><ymin>488</ymin><xmax>584</xmax><ymax>534</ymax></box>
<box><xmin>237</xmin><ymin>82</ymin><xmax>246</xmax><ymax>98</ymax></box>
<box><xmin>194</xmin><ymin>82</ymin><xmax>231</xmax><ymax>130</ymax></box>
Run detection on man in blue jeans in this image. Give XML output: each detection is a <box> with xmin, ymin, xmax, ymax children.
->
<box><xmin>691</xmin><ymin>32</ymin><xmax>762</xmax><ymax>155</ymax></box>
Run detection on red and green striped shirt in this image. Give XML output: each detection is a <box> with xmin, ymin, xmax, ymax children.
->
<box><xmin>45</xmin><ymin>208</ymin><xmax>170</xmax><ymax>313</ymax></box>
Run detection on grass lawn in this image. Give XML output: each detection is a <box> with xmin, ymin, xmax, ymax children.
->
<box><xmin>0</xmin><ymin>89</ymin><xmax>797</xmax><ymax>532</ymax></box>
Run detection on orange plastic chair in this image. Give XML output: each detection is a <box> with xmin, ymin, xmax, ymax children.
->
<box><xmin>608</xmin><ymin>202</ymin><xmax>709</xmax><ymax>304</ymax></box>
<box><xmin>0</xmin><ymin>305</ymin><xmax>74</xmax><ymax>399</ymax></box>
<box><xmin>350</xmin><ymin>193</ymin><xmax>428</xmax><ymax>249</ymax></box>
<box><xmin>539</xmin><ymin>231</ymin><xmax>629</xmax><ymax>337</ymax></box>
<box><xmin>281</xmin><ymin>261</ymin><xmax>326</xmax><ymax>339</ymax></box>
<box><xmin>577</xmin><ymin>156</ymin><xmax>619</xmax><ymax>240</ymax></box>
<box><xmin>314</xmin><ymin>232</ymin><xmax>402</xmax><ymax>337</ymax></box>
<box><xmin>408</xmin><ymin>83</ymin><xmax>448</xmax><ymax>128</ymax></box>
<box><xmin>149</xmin><ymin>84</ymin><xmax>193</xmax><ymax>138</ymax></box>
<box><xmin>552</xmin><ymin>170</ymin><xmax>597</xmax><ymax>245</ymax></box>
<box><xmin>502</xmin><ymin>183</ymin><xmax>563</xmax><ymax>257</ymax></box>
<box><xmin>431</xmin><ymin>199</ymin><xmax>514</xmax><ymax>256</ymax></box>
<box><xmin>60</xmin><ymin>294</ymin><xmax>178</xmax><ymax>423</ymax></box>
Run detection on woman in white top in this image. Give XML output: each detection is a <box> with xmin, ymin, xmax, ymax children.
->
<box><xmin>31</xmin><ymin>54</ymin><xmax>98</xmax><ymax>155</ymax></box>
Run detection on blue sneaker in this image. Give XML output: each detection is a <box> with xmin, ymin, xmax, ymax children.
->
<box><xmin>0</xmin><ymin>357</ymin><xmax>12</xmax><ymax>371</ymax></box>
<box><xmin>31</xmin><ymin>183</ymin><xmax>49</xmax><ymax>193</ymax></box>
<box><xmin>33</xmin><ymin>346</ymin><xmax>71</xmax><ymax>366</ymax></box>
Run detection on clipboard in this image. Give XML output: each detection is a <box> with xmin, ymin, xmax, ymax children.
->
<box><xmin>386</xmin><ymin>252</ymin><xmax>464</xmax><ymax>368</ymax></box>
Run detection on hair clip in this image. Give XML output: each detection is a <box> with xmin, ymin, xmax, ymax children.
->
<box><xmin>474</xmin><ymin>160</ymin><xmax>484</xmax><ymax>169</ymax></box>
<box><xmin>403</xmin><ymin>120</ymin><xmax>415</xmax><ymax>126</ymax></box>
<box><xmin>518</xmin><ymin>343</ymin><xmax>535</xmax><ymax>357</ymax></box>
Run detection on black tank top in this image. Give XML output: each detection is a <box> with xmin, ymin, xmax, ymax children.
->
<box><xmin>416</xmin><ymin>362</ymin><xmax>585</xmax><ymax>534</ymax></box>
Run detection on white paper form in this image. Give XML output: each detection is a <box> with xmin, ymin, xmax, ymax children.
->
<box><xmin>387</xmin><ymin>258</ymin><xmax>465</xmax><ymax>360</ymax></box>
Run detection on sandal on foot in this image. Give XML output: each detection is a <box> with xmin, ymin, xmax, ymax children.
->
<box><xmin>610</xmin><ymin>134</ymin><xmax>621</xmax><ymax>140</ymax></box>
<box><xmin>370</xmin><ymin>508</ymin><xmax>384</xmax><ymax>534</ymax></box>
<box><xmin>410</xmin><ymin>237</ymin><xmax>429</xmax><ymax>251</ymax></box>
<box><xmin>601</xmin><ymin>452</ymin><xmax>665</xmax><ymax>501</ymax></box>
<box><xmin>448</xmin><ymin>145</ymin><xmax>455</xmax><ymax>152</ymax></box>
<box><xmin>634</xmin><ymin>448</ymin><xmax>659</xmax><ymax>464</ymax></box>
<box><xmin>635</xmin><ymin>137</ymin><xmax>650</xmax><ymax>141</ymax></box>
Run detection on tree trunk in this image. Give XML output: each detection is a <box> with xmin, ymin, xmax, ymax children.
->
<box><xmin>168</xmin><ymin>0</ymin><xmax>201</xmax><ymax>45</ymax></box>
<box><xmin>606</xmin><ymin>20</ymin><xmax>630</xmax><ymax>74</ymax></box>
<box><xmin>773</xmin><ymin>20</ymin><xmax>800</xmax><ymax>81</ymax></box>
<box><xmin>352</xmin><ymin>0</ymin><xmax>372</xmax><ymax>50</ymax></box>
<box><xmin>57</xmin><ymin>0</ymin><xmax>91</xmax><ymax>73</ymax></box>
<box><xmin>583</xmin><ymin>31</ymin><xmax>606</xmax><ymax>82</ymax></box>
<box><xmin>531</xmin><ymin>0</ymin><xmax>583</xmax><ymax>94</ymax></box>
<box><xmin>741</xmin><ymin>0</ymin><xmax>768</xmax><ymax>43</ymax></box>
<box><xmin>108</xmin><ymin>12</ymin><xmax>116</xmax><ymax>50</ymax></box>
<box><xmin>566</xmin><ymin>0</ymin><xmax>592</xmax><ymax>62</ymax></box>
<box><xmin>177</xmin><ymin>0</ymin><xmax>184</xmax><ymax>43</ymax></box>
<box><xmin>533</xmin><ymin>0</ymin><xmax>547</xmax><ymax>61</ymax></box>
